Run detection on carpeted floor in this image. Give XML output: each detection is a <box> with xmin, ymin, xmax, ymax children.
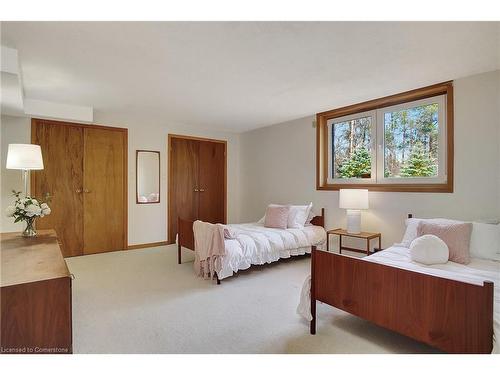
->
<box><xmin>65</xmin><ymin>245</ymin><xmax>439</xmax><ymax>354</ymax></box>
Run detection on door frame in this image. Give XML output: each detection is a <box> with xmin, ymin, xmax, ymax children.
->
<box><xmin>167</xmin><ymin>134</ymin><xmax>227</xmax><ymax>244</ymax></box>
<box><xmin>30</xmin><ymin>118</ymin><xmax>128</xmax><ymax>253</ymax></box>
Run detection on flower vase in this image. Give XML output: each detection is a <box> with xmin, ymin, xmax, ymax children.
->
<box><xmin>22</xmin><ymin>217</ymin><xmax>37</xmax><ymax>237</ymax></box>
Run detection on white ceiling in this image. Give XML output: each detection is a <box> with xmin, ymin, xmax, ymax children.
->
<box><xmin>1</xmin><ymin>22</ymin><xmax>499</xmax><ymax>132</ymax></box>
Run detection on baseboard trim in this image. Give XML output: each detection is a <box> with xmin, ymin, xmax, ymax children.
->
<box><xmin>127</xmin><ymin>241</ymin><xmax>169</xmax><ymax>250</ymax></box>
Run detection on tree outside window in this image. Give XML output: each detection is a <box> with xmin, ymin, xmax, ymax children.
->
<box><xmin>384</xmin><ymin>103</ymin><xmax>439</xmax><ymax>178</ymax></box>
<box><xmin>332</xmin><ymin>116</ymin><xmax>372</xmax><ymax>179</ymax></box>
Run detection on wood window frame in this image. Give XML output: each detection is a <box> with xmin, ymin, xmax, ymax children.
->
<box><xmin>316</xmin><ymin>81</ymin><xmax>454</xmax><ymax>193</ymax></box>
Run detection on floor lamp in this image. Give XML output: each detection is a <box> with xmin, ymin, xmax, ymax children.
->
<box><xmin>6</xmin><ymin>144</ymin><xmax>44</xmax><ymax>197</ymax></box>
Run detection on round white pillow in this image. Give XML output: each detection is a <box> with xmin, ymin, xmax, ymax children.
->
<box><xmin>409</xmin><ymin>234</ymin><xmax>449</xmax><ymax>265</ymax></box>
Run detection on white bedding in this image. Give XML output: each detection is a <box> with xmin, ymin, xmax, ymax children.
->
<box><xmin>219</xmin><ymin>222</ymin><xmax>326</xmax><ymax>280</ymax></box>
<box><xmin>366</xmin><ymin>246</ymin><xmax>500</xmax><ymax>354</ymax></box>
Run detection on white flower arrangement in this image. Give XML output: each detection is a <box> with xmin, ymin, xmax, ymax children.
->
<box><xmin>5</xmin><ymin>191</ymin><xmax>51</xmax><ymax>224</ymax></box>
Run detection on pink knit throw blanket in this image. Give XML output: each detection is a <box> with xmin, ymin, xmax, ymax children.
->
<box><xmin>193</xmin><ymin>220</ymin><xmax>226</xmax><ymax>279</ymax></box>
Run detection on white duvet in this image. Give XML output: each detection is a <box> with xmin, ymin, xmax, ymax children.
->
<box><xmin>219</xmin><ymin>223</ymin><xmax>326</xmax><ymax>280</ymax></box>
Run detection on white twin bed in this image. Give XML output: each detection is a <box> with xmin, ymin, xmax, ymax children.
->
<box><xmin>298</xmin><ymin>216</ymin><xmax>500</xmax><ymax>353</ymax></box>
<box><xmin>219</xmin><ymin>222</ymin><xmax>326</xmax><ymax>279</ymax></box>
<box><xmin>177</xmin><ymin>206</ymin><xmax>326</xmax><ymax>281</ymax></box>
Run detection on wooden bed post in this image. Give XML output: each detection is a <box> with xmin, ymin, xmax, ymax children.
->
<box><xmin>177</xmin><ymin>217</ymin><xmax>182</xmax><ymax>264</ymax></box>
<box><xmin>177</xmin><ymin>243</ymin><xmax>182</xmax><ymax>264</ymax></box>
<box><xmin>310</xmin><ymin>245</ymin><xmax>317</xmax><ymax>335</ymax></box>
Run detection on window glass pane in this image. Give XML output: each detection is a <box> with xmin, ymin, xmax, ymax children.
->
<box><xmin>332</xmin><ymin>116</ymin><xmax>372</xmax><ymax>179</ymax></box>
<box><xmin>384</xmin><ymin>103</ymin><xmax>439</xmax><ymax>178</ymax></box>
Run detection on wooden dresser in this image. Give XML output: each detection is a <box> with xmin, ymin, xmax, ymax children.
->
<box><xmin>1</xmin><ymin>230</ymin><xmax>72</xmax><ymax>354</ymax></box>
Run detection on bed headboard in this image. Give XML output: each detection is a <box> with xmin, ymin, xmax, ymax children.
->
<box><xmin>310</xmin><ymin>208</ymin><xmax>325</xmax><ymax>228</ymax></box>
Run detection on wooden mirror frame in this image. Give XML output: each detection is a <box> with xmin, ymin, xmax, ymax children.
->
<box><xmin>136</xmin><ymin>150</ymin><xmax>161</xmax><ymax>204</ymax></box>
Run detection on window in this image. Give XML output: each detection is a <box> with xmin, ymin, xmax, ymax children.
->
<box><xmin>328</xmin><ymin>111</ymin><xmax>376</xmax><ymax>183</ymax></box>
<box><xmin>317</xmin><ymin>82</ymin><xmax>453</xmax><ymax>192</ymax></box>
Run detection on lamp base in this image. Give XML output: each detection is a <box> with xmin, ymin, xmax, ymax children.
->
<box><xmin>23</xmin><ymin>169</ymin><xmax>29</xmax><ymax>197</ymax></box>
<box><xmin>346</xmin><ymin>209</ymin><xmax>361</xmax><ymax>234</ymax></box>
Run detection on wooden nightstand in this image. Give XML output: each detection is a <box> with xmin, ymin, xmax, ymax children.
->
<box><xmin>326</xmin><ymin>228</ymin><xmax>381</xmax><ymax>256</ymax></box>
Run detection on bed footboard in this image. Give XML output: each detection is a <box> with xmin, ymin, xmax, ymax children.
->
<box><xmin>177</xmin><ymin>217</ymin><xmax>195</xmax><ymax>264</ymax></box>
<box><xmin>310</xmin><ymin>247</ymin><xmax>494</xmax><ymax>354</ymax></box>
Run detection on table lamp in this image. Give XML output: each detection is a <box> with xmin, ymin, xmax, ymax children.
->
<box><xmin>6</xmin><ymin>144</ymin><xmax>44</xmax><ymax>196</ymax></box>
<box><xmin>339</xmin><ymin>189</ymin><xmax>369</xmax><ymax>234</ymax></box>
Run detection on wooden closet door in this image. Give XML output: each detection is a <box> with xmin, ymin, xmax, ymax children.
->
<box><xmin>168</xmin><ymin>138</ymin><xmax>199</xmax><ymax>243</ymax></box>
<box><xmin>83</xmin><ymin>128</ymin><xmax>126</xmax><ymax>254</ymax></box>
<box><xmin>32</xmin><ymin>121</ymin><xmax>84</xmax><ymax>257</ymax></box>
<box><xmin>198</xmin><ymin>141</ymin><xmax>226</xmax><ymax>224</ymax></box>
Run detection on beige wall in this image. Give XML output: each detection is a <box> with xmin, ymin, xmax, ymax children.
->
<box><xmin>0</xmin><ymin>115</ymin><xmax>31</xmax><ymax>232</ymax></box>
<box><xmin>0</xmin><ymin>114</ymin><xmax>241</xmax><ymax>245</ymax></box>
<box><xmin>239</xmin><ymin>70</ymin><xmax>500</xmax><ymax>247</ymax></box>
<box><xmin>92</xmin><ymin>112</ymin><xmax>241</xmax><ymax>246</ymax></box>
<box><xmin>2</xmin><ymin>69</ymin><xmax>498</xmax><ymax>249</ymax></box>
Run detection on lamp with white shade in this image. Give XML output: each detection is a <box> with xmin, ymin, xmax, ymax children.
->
<box><xmin>6</xmin><ymin>144</ymin><xmax>44</xmax><ymax>196</ymax></box>
<box><xmin>339</xmin><ymin>189</ymin><xmax>369</xmax><ymax>234</ymax></box>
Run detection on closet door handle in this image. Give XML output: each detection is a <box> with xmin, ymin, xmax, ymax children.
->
<box><xmin>194</xmin><ymin>188</ymin><xmax>199</xmax><ymax>192</ymax></box>
<box><xmin>83</xmin><ymin>189</ymin><xmax>91</xmax><ymax>193</ymax></box>
<box><xmin>199</xmin><ymin>189</ymin><xmax>205</xmax><ymax>192</ymax></box>
<box><xmin>76</xmin><ymin>189</ymin><xmax>82</xmax><ymax>194</ymax></box>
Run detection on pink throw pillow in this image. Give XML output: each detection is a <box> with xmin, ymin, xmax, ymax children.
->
<box><xmin>417</xmin><ymin>221</ymin><xmax>473</xmax><ymax>264</ymax></box>
<box><xmin>264</xmin><ymin>205</ymin><xmax>290</xmax><ymax>229</ymax></box>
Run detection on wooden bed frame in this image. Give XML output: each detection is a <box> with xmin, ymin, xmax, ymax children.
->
<box><xmin>177</xmin><ymin>208</ymin><xmax>325</xmax><ymax>284</ymax></box>
<box><xmin>310</xmin><ymin>215</ymin><xmax>494</xmax><ymax>354</ymax></box>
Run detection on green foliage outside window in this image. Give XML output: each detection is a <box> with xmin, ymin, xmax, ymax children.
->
<box><xmin>337</xmin><ymin>148</ymin><xmax>371</xmax><ymax>178</ymax></box>
<box><xmin>332</xmin><ymin>102</ymin><xmax>439</xmax><ymax>180</ymax></box>
<box><xmin>400</xmin><ymin>142</ymin><xmax>436</xmax><ymax>177</ymax></box>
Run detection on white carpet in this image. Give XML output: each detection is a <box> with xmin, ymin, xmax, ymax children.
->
<box><xmin>65</xmin><ymin>245</ymin><xmax>439</xmax><ymax>354</ymax></box>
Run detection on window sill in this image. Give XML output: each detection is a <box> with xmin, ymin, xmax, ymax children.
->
<box><xmin>316</xmin><ymin>181</ymin><xmax>453</xmax><ymax>193</ymax></box>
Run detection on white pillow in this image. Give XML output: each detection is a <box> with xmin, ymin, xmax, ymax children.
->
<box><xmin>288</xmin><ymin>203</ymin><xmax>313</xmax><ymax>229</ymax></box>
<box><xmin>400</xmin><ymin>218</ymin><xmax>464</xmax><ymax>248</ymax></box>
<box><xmin>305</xmin><ymin>208</ymin><xmax>315</xmax><ymax>225</ymax></box>
<box><xmin>410</xmin><ymin>235</ymin><xmax>449</xmax><ymax>265</ymax></box>
<box><xmin>400</xmin><ymin>218</ymin><xmax>421</xmax><ymax>247</ymax></box>
<box><xmin>469</xmin><ymin>222</ymin><xmax>500</xmax><ymax>260</ymax></box>
<box><xmin>257</xmin><ymin>203</ymin><xmax>312</xmax><ymax>228</ymax></box>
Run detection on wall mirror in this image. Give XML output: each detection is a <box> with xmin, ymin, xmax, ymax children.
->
<box><xmin>136</xmin><ymin>150</ymin><xmax>160</xmax><ymax>204</ymax></box>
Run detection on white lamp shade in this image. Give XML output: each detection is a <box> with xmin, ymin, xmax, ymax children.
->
<box><xmin>339</xmin><ymin>189</ymin><xmax>369</xmax><ymax>210</ymax></box>
<box><xmin>6</xmin><ymin>144</ymin><xmax>44</xmax><ymax>170</ymax></box>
